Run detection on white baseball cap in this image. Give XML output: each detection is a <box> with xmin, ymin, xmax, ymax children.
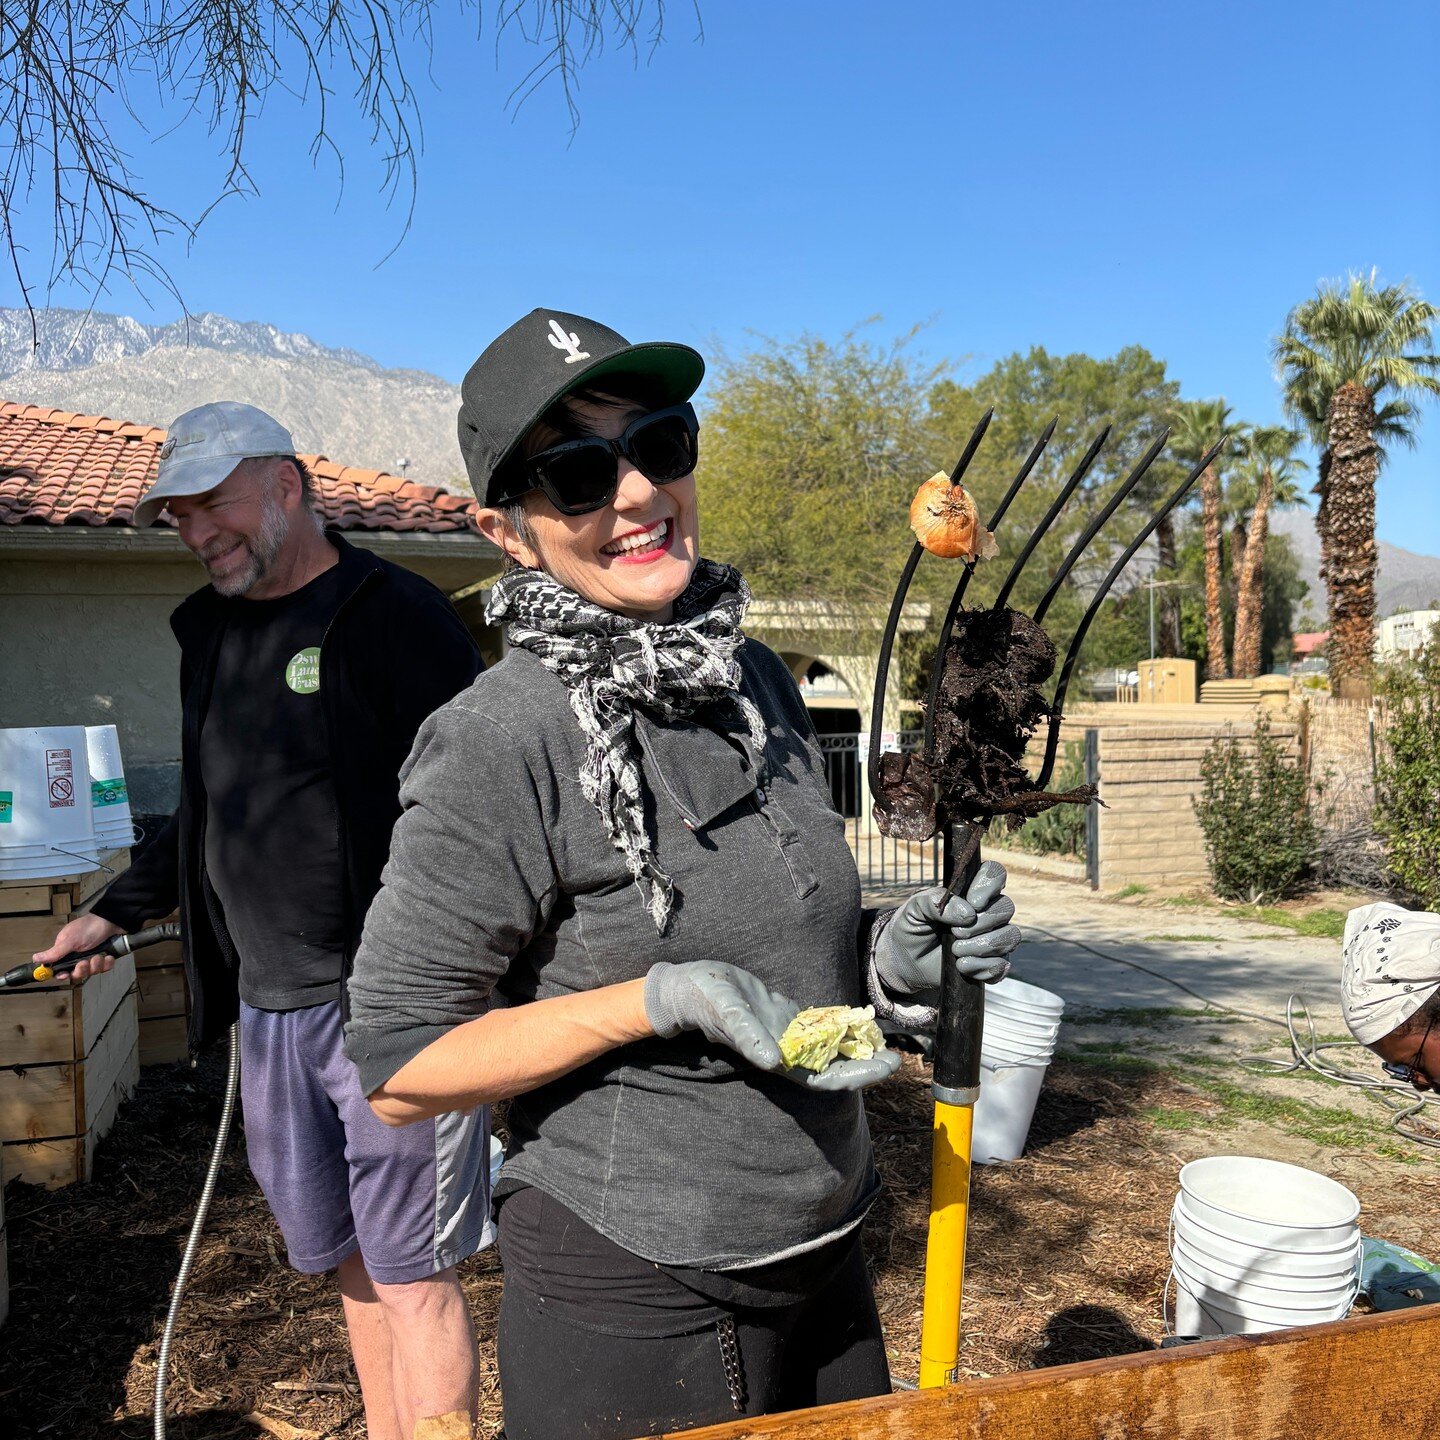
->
<box><xmin>134</xmin><ymin>401</ymin><xmax>297</xmax><ymax>527</ymax></box>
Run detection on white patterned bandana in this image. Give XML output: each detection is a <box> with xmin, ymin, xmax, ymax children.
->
<box><xmin>1340</xmin><ymin>902</ymin><xmax>1440</xmax><ymax>1045</ymax></box>
<box><xmin>485</xmin><ymin>560</ymin><xmax>769</xmax><ymax>932</ymax></box>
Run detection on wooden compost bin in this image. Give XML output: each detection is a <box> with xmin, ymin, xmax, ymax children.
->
<box><xmin>661</xmin><ymin>1306</ymin><xmax>1440</xmax><ymax>1440</ymax></box>
<box><xmin>0</xmin><ymin>855</ymin><xmax>140</xmax><ymax>1187</ymax></box>
<box><xmin>135</xmin><ymin>912</ymin><xmax>189</xmax><ymax>1067</ymax></box>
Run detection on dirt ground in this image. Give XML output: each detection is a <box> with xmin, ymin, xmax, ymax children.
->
<box><xmin>4</xmin><ymin>1033</ymin><xmax>1437</xmax><ymax>1440</ymax></box>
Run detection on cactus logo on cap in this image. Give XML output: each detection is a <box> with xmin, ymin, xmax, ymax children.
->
<box><xmin>546</xmin><ymin>318</ymin><xmax>590</xmax><ymax>365</ymax></box>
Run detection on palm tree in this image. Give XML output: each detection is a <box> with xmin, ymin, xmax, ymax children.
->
<box><xmin>1230</xmin><ymin>427</ymin><xmax>1307</xmax><ymax>679</ymax></box>
<box><xmin>1172</xmin><ymin>399</ymin><xmax>1240</xmax><ymax>681</ymax></box>
<box><xmin>1274</xmin><ymin>272</ymin><xmax>1440</xmax><ymax>697</ymax></box>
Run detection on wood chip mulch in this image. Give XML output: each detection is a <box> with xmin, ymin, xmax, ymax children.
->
<box><xmin>2</xmin><ymin>1049</ymin><xmax>1431</xmax><ymax>1438</ymax></box>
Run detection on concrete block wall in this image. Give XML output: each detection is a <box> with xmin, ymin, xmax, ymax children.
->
<box><xmin>1093</xmin><ymin>719</ymin><xmax>1299</xmax><ymax>892</ymax></box>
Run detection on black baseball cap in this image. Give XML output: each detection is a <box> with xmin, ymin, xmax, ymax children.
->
<box><xmin>458</xmin><ymin>308</ymin><xmax>705</xmax><ymax>506</ymax></box>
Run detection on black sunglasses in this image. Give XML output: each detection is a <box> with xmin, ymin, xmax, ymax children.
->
<box><xmin>501</xmin><ymin>403</ymin><xmax>699</xmax><ymax>516</ymax></box>
<box><xmin>1382</xmin><ymin>1011</ymin><xmax>1436</xmax><ymax>1086</ymax></box>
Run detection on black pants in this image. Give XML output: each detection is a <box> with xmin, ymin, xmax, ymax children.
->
<box><xmin>496</xmin><ymin>1191</ymin><xmax>891</xmax><ymax>1439</ymax></box>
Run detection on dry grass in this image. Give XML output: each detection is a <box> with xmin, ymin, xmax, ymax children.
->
<box><xmin>3</xmin><ymin>1049</ymin><xmax>1434</xmax><ymax>1438</ymax></box>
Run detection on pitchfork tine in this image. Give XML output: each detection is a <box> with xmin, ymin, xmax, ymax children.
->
<box><xmin>948</xmin><ymin>406</ymin><xmax>994</xmax><ymax>482</ymax></box>
<box><xmin>921</xmin><ymin>419</ymin><xmax>1058</xmax><ymax>758</ymax></box>
<box><xmin>1033</xmin><ymin>438</ymin><xmax>1225</xmax><ymax>790</ymax></box>
<box><xmin>1032</xmin><ymin>427</ymin><xmax>1170</xmax><ymax>625</ymax></box>
<box><xmin>866</xmin><ymin>407</ymin><xmax>996</xmax><ymax>793</ymax></box>
<box><xmin>991</xmin><ymin>425</ymin><xmax>1112</xmax><ymax>612</ymax></box>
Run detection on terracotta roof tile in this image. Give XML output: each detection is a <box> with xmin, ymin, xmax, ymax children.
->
<box><xmin>0</xmin><ymin>401</ymin><xmax>478</xmax><ymax>534</ymax></box>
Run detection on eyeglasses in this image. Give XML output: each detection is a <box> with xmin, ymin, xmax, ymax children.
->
<box><xmin>1381</xmin><ymin>1011</ymin><xmax>1436</xmax><ymax>1086</ymax></box>
<box><xmin>503</xmin><ymin>403</ymin><xmax>699</xmax><ymax>516</ymax></box>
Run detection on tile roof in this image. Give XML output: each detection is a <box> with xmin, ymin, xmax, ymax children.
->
<box><xmin>0</xmin><ymin>401</ymin><xmax>478</xmax><ymax>534</ymax></box>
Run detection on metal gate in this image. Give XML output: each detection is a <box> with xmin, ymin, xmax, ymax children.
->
<box><xmin>818</xmin><ymin>731</ymin><xmax>943</xmax><ymax>889</ymax></box>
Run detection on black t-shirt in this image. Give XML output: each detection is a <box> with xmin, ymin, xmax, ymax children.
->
<box><xmin>200</xmin><ymin>556</ymin><xmax>350</xmax><ymax>1010</ymax></box>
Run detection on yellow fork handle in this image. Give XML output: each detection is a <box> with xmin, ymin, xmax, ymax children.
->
<box><xmin>917</xmin><ymin>1098</ymin><xmax>975</xmax><ymax>1388</ymax></box>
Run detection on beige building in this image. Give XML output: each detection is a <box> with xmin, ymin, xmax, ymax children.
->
<box><xmin>0</xmin><ymin>402</ymin><xmax>501</xmax><ymax>813</ymax></box>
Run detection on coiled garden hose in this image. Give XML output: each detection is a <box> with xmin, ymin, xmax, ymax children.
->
<box><xmin>154</xmin><ymin>1021</ymin><xmax>241</xmax><ymax>1440</ymax></box>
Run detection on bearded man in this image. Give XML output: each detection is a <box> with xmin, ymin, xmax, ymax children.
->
<box><xmin>34</xmin><ymin>402</ymin><xmax>492</xmax><ymax>1439</ymax></box>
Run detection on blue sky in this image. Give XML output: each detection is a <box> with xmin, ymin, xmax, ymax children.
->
<box><xmin>13</xmin><ymin>0</ymin><xmax>1440</xmax><ymax>551</ymax></box>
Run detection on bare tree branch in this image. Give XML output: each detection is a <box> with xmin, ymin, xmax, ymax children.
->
<box><xmin>0</xmin><ymin>0</ymin><xmax>696</xmax><ymax>336</ymax></box>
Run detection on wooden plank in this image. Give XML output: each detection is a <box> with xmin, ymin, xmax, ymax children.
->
<box><xmin>660</xmin><ymin>1307</ymin><xmax>1440</xmax><ymax>1440</ymax></box>
<box><xmin>135</xmin><ymin>938</ymin><xmax>184</xmax><ymax>971</ymax></box>
<box><xmin>80</xmin><ymin>1029</ymin><xmax>139</xmax><ymax>1177</ymax></box>
<box><xmin>0</xmin><ymin>956</ymin><xmax>136</xmax><ymax>1065</ymax></box>
<box><xmin>0</xmin><ymin>912</ymin><xmax>67</xmax><ymax>963</ymax></box>
<box><xmin>140</xmin><ymin>1015</ymin><xmax>189</xmax><ymax>1067</ymax></box>
<box><xmin>68</xmin><ymin>850</ymin><xmax>129</xmax><ymax>910</ymax></box>
<box><xmin>2</xmin><ymin>1134</ymin><xmax>81</xmax><ymax>1187</ymax></box>
<box><xmin>0</xmin><ymin>884</ymin><xmax>53</xmax><ymax>916</ymax></box>
<box><xmin>0</xmin><ymin>984</ymin><xmax>75</xmax><ymax>1067</ymax></box>
<box><xmin>137</xmin><ymin>964</ymin><xmax>188</xmax><ymax>1021</ymax></box>
<box><xmin>0</xmin><ymin>986</ymin><xmax>136</xmax><ymax>1142</ymax></box>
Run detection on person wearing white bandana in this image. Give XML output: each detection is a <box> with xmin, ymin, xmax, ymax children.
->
<box><xmin>1341</xmin><ymin>902</ymin><xmax>1440</xmax><ymax>1090</ymax></box>
<box><xmin>343</xmin><ymin>309</ymin><xmax>1022</xmax><ymax>1438</ymax></box>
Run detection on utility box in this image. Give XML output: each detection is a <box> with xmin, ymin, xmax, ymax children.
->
<box><xmin>1137</xmin><ymin>658</ymin><xmax>1197</xmax><ymax>705</ymax></box>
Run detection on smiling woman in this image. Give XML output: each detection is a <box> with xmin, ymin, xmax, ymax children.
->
<box><xmin>340</xmin><ymin>306</ymin><xmax>1022</xmax><ymax>1440</ymax></box>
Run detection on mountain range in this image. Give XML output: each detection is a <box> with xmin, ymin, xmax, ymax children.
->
<box><xmin>0</xmin><ymin>308</ymin><xmax>467</xmax><ymax>490</ymax></box>
<box><xmin>3</xmin><ymin>306</ymin><xmax>1438</xmax><ymax>619</ymax></box>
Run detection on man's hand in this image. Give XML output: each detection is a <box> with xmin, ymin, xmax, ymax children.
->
<box><xmin>874</xmin><ymin>860</ymin><xmax>1021</xmax><ymax>1003</ymax></box>
<box><xmin>644</xmin><ymin>961</ymin><xmax>899</xmax><ymax>1092</ymax></box>
<box><xmin>33</xmin><ymin>913</ymin><xmax>125</xmax><ymax>984</ymax></box>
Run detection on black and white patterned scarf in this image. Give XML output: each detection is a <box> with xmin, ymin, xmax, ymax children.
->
<box><xmin>485</xmin><ymin>560</ymin><xmax>769</xmax><ymax>932</ymax></box>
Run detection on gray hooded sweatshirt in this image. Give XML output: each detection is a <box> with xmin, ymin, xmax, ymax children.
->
<box><xmin>344</xmin><ymin>638</ymin><xmax>883</xmax><ymax>1269</ymax></box>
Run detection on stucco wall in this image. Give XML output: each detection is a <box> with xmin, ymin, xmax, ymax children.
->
<box><xmin>1</xmin><ymin>537</ymin><xmax>499</xmax><ymax>813</ymax></box>
<box><xmin>0</xmin><ymin>554</ymin><xmax>201</xmax><ymax>810</ymax></box>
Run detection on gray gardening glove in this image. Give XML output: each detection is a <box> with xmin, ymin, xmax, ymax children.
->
<box><xmin>873</xmin><ymin>861</ymin><xmax>1020</xmax><ymax>1007</ymax></box>
<box><xmin>644</xmin><ymin>961</ymin><xmax>900</xmax><ymax>1092</ymax></box>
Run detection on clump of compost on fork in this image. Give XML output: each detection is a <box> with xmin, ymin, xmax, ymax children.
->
<box><xmin>874</xmin><ymin>601</ymin><xmax>1097</xmax><ymax>851</ymax></box>
<box><xmin>873</xmin><ymin>471</ymin><xmax>1099</xmax><ymax>853</ymax></box>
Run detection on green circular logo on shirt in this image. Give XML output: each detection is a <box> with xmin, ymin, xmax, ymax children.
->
<box><xmin>285</xmin><ymin>647</ymin><xmax>321</xmax><ymax>694</ymax></box>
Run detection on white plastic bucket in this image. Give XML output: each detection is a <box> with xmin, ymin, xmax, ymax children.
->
<box><xmin>987</xmin><ymin>976</ymin><xmax>1065</xmax><ymax>1020</ymax></box>
<box><xmin>973</xmin><ymin>1057</ymin><xmax>1050</xmax><ymax>1164</ymax></box>
<box><xmin>85</xmin><ymin>725</ymin><xmax>134</xmax><ymax>849</ymax></box>
<box><xmin>1170</xmin><ymin>1252</ymin><xmax>1356</xmax><ymax>1336</ymax></box>
<box><xmin>1171</xmin><ymin>1233</ymin><xmax>1360</xmax><ymax>1295</ymax></box>
<box><xmin>0</xmin><ymin>727</ymin><xmax>99</xmax><ymax>855</ymax></box>
<box><xmin>1178</xmin><ymin>1156</ymin><xmax>1360</xmax><ymax>1250</ymax></box>
<box><xmin>972</xmin><ymin>978</ymin><xmax>1065</xmax><ymax>1164</ymax></box>
<box><xmin>1173</xmin><ymin>1199</ymin><xmax>1361</xmax><ymax>1275</ymax></box>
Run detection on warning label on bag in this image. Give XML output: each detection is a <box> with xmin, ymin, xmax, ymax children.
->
<box><xmin>0</xmin><ymin>791</ymin><xmax>12</xmax><ymax>823</ymax></box>
<box><xmin>46</xmin><ymin>747</ymin><xmax>76</xmax><ymax>808</ymax></box>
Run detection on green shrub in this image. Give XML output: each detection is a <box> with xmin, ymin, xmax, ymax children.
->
<box><xmin>1192</xmin><ymin>711</ymin><xmax>1314</xmax><ymax>902</ymax></box>
<box><xmin>1374</xmin><ymin>633</ymin><xmax>1440</xmax><ymax>909</ymax></box>
<box><xmin>988</xmin><ymin>739</ymin><xmax>1088</xmax><ymax>858</ymax></box>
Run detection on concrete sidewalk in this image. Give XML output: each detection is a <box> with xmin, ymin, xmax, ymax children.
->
<box><xmin>864</xmin><ymin>870</ymin><xmax>1348</xmax><ymax>1034</ymax></box>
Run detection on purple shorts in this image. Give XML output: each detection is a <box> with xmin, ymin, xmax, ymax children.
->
<box><xmin>240</xmin><ymin>1000</ymin><xmax>495</xmax><ymax>1284</ymax></box>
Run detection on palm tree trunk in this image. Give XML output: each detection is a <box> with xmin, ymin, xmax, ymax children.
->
<box><xmin>1231</xmin><ymin>469</ymin><xmax>1274</xmax><ymax>679</ymax></box>
<box><xmin>1155</xmin><ymin>513</ymin><xmax>1182</xmax><ymax>654</ymax></box>
<box><xmin>1325</xmin><ymin>382</ymin><xmax>1380</xmax><ymax>699</ymax></box>
<box><xmin>1230</xmin><ymin>520</ymin><xmax>1247</xmax><ymax>598</ymax></box>
<box><xmin>1201</xmin><ymin>463</ymin><xmax>1228</xmax><ymax>679</ymax></box>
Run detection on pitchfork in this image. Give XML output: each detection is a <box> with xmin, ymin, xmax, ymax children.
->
<box><xmin>865</xmin><ymin>410</ymin><xmax>1222</xmax><ymax>1387</ymax></box>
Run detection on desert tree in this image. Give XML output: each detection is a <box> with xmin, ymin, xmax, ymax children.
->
<box><xmin>0</xmin><ymin>1</ymin><xmax>692</xmax><ymax>331</ymax></box>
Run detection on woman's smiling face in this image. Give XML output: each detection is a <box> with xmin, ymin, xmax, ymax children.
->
<box><xmin>479</xmin><ymin>397</ymin><xmax>700</xmax><ymax>622</ymax></box>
